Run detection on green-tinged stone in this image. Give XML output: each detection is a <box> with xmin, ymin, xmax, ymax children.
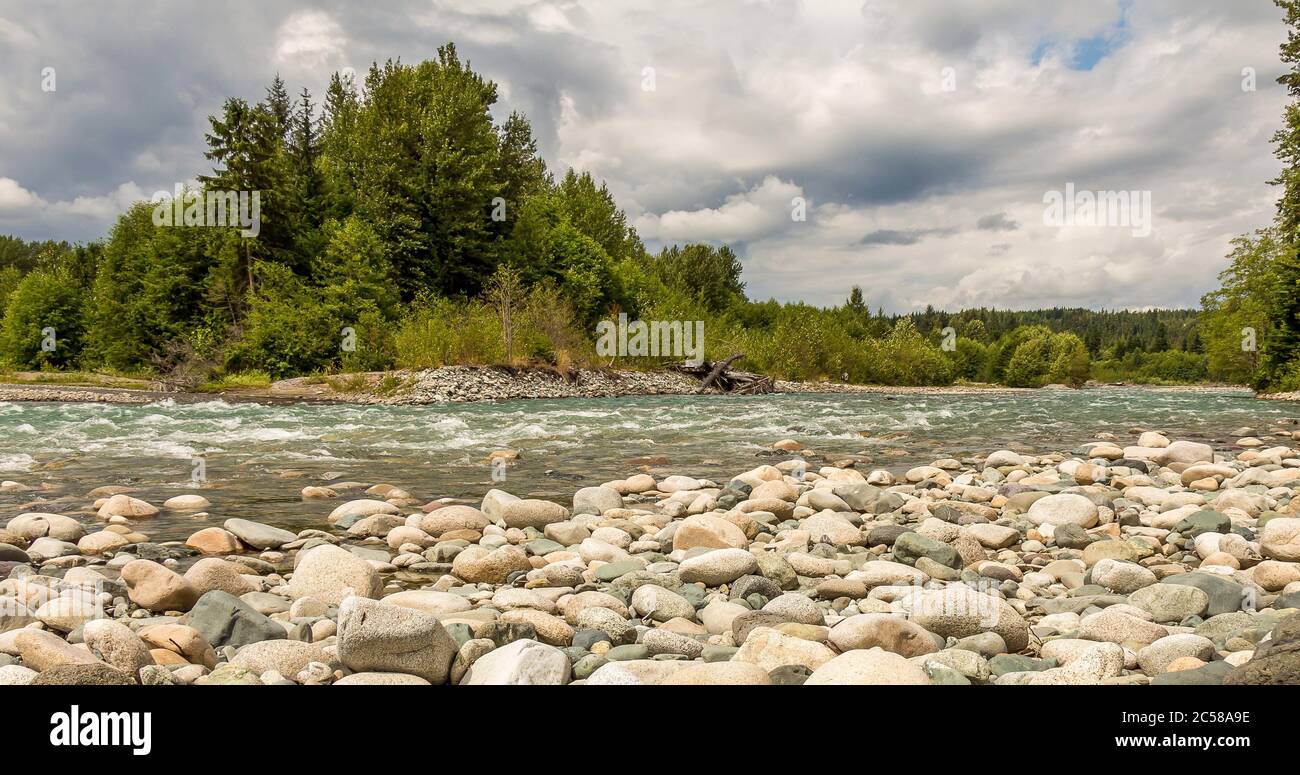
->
<box><xmin>596</xmin><ymin>560</ymin><xmax>642</xmax><ymax>582</ymax></box>
<box><xmin>892</xmin><ymin>531</ymin><xmax>960</xmax><ymax>569</ymax></box>
<box><xmin>605</xmin><ymin>644</ymin><xmax>650</xmax><ymax>661</ymax></box>
<box><xmin>524</xmin><ymin>539</ymin><xmax>564</xmax><ymax>556</ymax></box>
<box><xmin>1162</xmin><ymin>572</ymin><xmax>1246</xmax><ymax>617</ymax></box>
<box><xmin>573</xmin><ymin>654</ymin><xmax>607</xmax><ymax>679</ymax></box>
<box><xmin>989</xmin><ymin>654</ymin><xmax>1056</xmax><ymax>676</ymax></box>
<box><xmin>1151</xmin><ymin>660</ymin><xmax>1234</xmax><ymax>686</ymax></box>
<box><xmin>923</xmin><ymin>662</ymin><xmax>969</xmax><ymax>685</ymax></box>
<box><xmin>703</xmin><ymin>645</ymin><xmax>738</xmax><ymax>662</ymax></box>
<box><xmin>1172</xmin><ymin>510</ymin><xmax>1230</xmax><ymax>538</ymax></box>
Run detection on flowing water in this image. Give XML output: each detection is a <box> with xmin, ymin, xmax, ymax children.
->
<box><xmin>0</xmin><ymin>387</ymin><xmax>1295</xmax><ymax>541</ymax></box>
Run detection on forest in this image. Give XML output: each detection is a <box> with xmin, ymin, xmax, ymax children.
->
<box><xmin>0</xmin><ymin>44</ymin><xmax>1226</xmax><ymax>389</ymax></box>
<box><xmin>1196</xmin><ymin>1</ymin><xmax>1300</xmax><ymax>392</ymax></box>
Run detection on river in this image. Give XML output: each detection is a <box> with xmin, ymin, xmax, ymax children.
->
<box><xmin>0</xmin><ymin>387</ymin><xmax>1292</xmax><ymax>541</ymax></box>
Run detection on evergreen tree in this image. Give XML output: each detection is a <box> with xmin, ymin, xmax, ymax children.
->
<box><xmin>265</xmin><ymin>74</ymin><xmax>292</xmax><ymax>139</ymax></box>
<box><xmin>200</xmin><ymin>97</ymin><xmax>297</xmax><ymax>284</ymax></box>
<box><xmin>1262</xmin><ymin>0</ymin><xmax>1300</xmax><ymax>385</ymax></box>
<box><xmin>288</xmin><ymin>87</ymin><xmax>326</xmax><ymax>254</ymax></box>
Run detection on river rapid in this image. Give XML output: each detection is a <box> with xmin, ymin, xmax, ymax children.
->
<box><xmin>0</xmin><ymin>387</ymin><xmax>1293</xmax><ymax>541</ymax></box>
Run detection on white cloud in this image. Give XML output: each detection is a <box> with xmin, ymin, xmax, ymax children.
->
<box><xmin>0</xmin><ymin>177</ymin><xmax>44</xmax><ymax>211</ymax></box>
<box><xmin>274</xmin><ymin>11</ymin><xmax>346</xmax><ymax>70</ymax></box>
<box><xmin>0</xmin><ymin>178</ymin><xmax>147</xmax><ymax>238</ymax></box>
<box><xmin>0</xmin><ymin>16</ymin><xmax>38</xmax><ymax>48</ymax></box>
<box><xmin>636</xmin><ymin>176</ymin><xmax>803</xmax><ymax>244</ymax></box>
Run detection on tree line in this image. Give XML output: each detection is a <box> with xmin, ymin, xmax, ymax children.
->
<box><xmin>1198</xmin><ymin>1</ymin><xmax>1300</xmax><ymax>392</ymax></box>
<box><xmin>0</xmin><ymin>45</ymin><xmax>1219</xmax><ymax>388</ymax></box>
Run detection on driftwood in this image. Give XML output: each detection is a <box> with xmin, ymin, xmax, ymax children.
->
<box><xmin>674</xmin><ymin>353</ymin><xmax>774</xmax><ymax>394</ymax></box>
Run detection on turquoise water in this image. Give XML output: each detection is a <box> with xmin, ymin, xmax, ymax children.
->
<box><xmin>0</xmin><ymin>387</ymin><xmax>1292</xmax><ymax>541</ymax></box>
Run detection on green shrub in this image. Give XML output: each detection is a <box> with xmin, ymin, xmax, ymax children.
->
<box><xmin>393</xmin><ymin>295</ymin><xmax>503</xmax><ymax>369</ymax></box>
<box><xmin>0</xmin><ymin>267</ymin><xmax>86</xmax><ymax>369</ymax></box>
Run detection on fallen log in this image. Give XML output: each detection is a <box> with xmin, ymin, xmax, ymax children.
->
<box><xmin>673</xmin><ymin>353</ymin><xmax>774</xmax><ymax>394</ymax></box>
<box><xmin>698</xmin><ymin>353</ymin><xmax>745</xmax><ymax>393</ymax></box>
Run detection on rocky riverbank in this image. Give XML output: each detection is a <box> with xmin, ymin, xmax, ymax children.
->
<box><xmin>2</xmin><ymin>426</ymin><xmax>1299</xmax><ymax>686</ymax></box>
<box><xmin>1258</xmin><ymin>390</ymin><xmax>1300</xmax><ymax>402</ymax></box>
<box><xmin>0</xmin><ymin>366</ymin><xmax>1037</xmax><ymax>407</ymax></box>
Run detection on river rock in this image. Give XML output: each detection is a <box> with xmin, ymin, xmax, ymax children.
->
<box><xmin>451</xmin><ymin>544</ymin><xmax>531</xmax><ymax>584</ymax></box>
<box><xmin>479</xmin><ymin>489</ymin><xmax>519</xmax><ymax>519</ymax></box>
<box><xmin>184</xmin><ymin>557</ymin><xmax>258</xmax><ymax>597</ymax></box>
<box><xmin>630</xmin><ymin>585</ymin><xmax>695</xmax><ymax>622</ymax></box>
<box><xmin>460</xmin><ymin>638</ymin><xmax>570</xmax><ymax>685</ymax></box>
<box><xmin>1224</xmin><ymin>613</ymin><xmax>1300</xmax><ymax>685</ymax></box>
<box><xmin>642</xmin><ymin>628</ymin><xmax>704</xmax><ymax>657</ymax></box>
<box><xmin>1161</xmin><ymin>440</ymin><xmax>1214</xmax><ymax>465</ymax></box>
<box><xmin>805</xmin><ymin>647</ymin><xmax>932</xmax><ymax>685</ymax></box>
<box><xmin>1129</xmin><ymin>583</ymin><xmax>1210</xmax><ymax>623</ymax></box>
<box><xmin>1162</xmin><ymin>572</ymin><xmax>1246</xmax><ymax>617</ymax></box>
<box><xmin>828</xmin><ymin>613</ymin><xmax>939</xmax><ymax>657</ymax></box>
<box><xmin>337</xmin><ymin>596</ymin><xmax>457</xmax><ymax>683</ymax></box>
<box><xmin>892</xmin><ymin>531</ymin><xmax>960</xmax><ymax>568</ymax></box>
<box><xmin>288</xmin><ymin>544</ymin><xmax>382</xmax><ymax>604</ymax></box>
<box><xmin>763</xmin><ymin>592</ymin><xmax>824</xmax><ymax>625</ymax></box>
<box><xmin>97</xmin><ymin>495</ymin><xmax>159</xmax><ymax>519</ymax></box>
<box><xmin>230</xmin><ymin>640</ymin><xmax>329</xmax><ymax>678</ymax></box>
<box><xmin>188</xmin><ymin>590</ymin><xmax>286</xmax><ymax>649</ymax></box>
<box><xmin>328</xmin><ymin>499</ymin><xmax>399</xmax><ymax>523</ymax></box>
<box><xmin>1261</xmin><ymin>518</ymin><xmax>1300</xmax><ymax>562</ymax></box>
<box><xmin>801</xmin><ymin>513</ymin><xmax>864</xmax><ymax>546</ymax></box>
<box><xmin>138</xmin><ymin>624</ymin><xmax>217</xmax><ymax>667</ymax></box>
<box><xmin>499</xmin><ymin>499</ymin><xmax>569</xmax><ymax>529</ymax></box>
<box><xmin>584</xmin><ymin>659</ymin><xmax>690</xmax><ymax>685</ymax></box>
<box><xmin>26</xmin><ymin>537</ymin><xmax>79</xmax><ymax>561</ymax></box>
<box><xmin>80</xmin><ymin>619</ymin><xmax>153</xmax><ymax>676</ymax></box>
<box><xmin>1077</xmin><ymin>607</ymin><xmax>1168</xmax><ymax>646</ymax></box>
<box><xmin>891</xmin><ymin>586</ymin><xmax>1029</xmax><ymax>651</ymax></box>
<box><xmin>672</xmin><ymin>514</ymin><xmax>748</xmax><ymax>551</ymax></box>
<box><xmin>381</xmin><ymin>589</ymin><xmax>474</xmax><ymax>616</ymax></box>
<box><xmin>186</xmin><ymin>527</ymin><xmax>243</xmax><ymax>555</ymax></box>
<box><xmin>334</xmin><ymin>672</ymin><xmax>431</xmax><ymax>685</ymax></box>
<box><xmin>964</xmin><ymin>523</ymin><xmax>1021</xmax><ymax>549</ymax></box>
<box><xmin>0</xmin><ymin>664</ymin><xmax>38</xmax><ymax>685</ymax></box>
<box><xmin>32</xmin><ymin>664</ymin><xmax>136</xmax><ymax>685</ymax></box>
<box><xmin>1137</xmin><ymin>633</ymin><xmax>1216</xmax><ymax>674</ymax></box>
<box><xmin>733</xmin><ymin>626</ymin><xmax>835</xmax><ymax>672</ymax></box>
<box><xmin>659</xmin><ymin>660</ymin><xmax>773</xmax><ymax>685</ymax></box>
<box><xmin>850</xmin><ymin>560</ymin><xmax>929</xmax><ymax>589</ymax></box>
<box><xmin>223</xmin><ymin>518</ymin><xmax>297</xmax><ymax>549</ymax></box>
<box><xmin>7</xmin><ymin>512</ymin><xmax>85</xmax><ymax>542</ymax></box>
<box><xmin>15</xmin><ymin>629</ymin><xmax>104</xmax><ymax>671</ymax></box>
<box><xmin>1092</xmin><ymin>558</ymin><xmax>1157</xmax><ymax>594</ymax></box>
<box><xmin>1026</xmin><ymin>493</ymin><xmax>1099</xmax><ymax>527</ymax></box>
<box><xmin>417</xmin><ymin>505</ymin><xmax>491</xmax><ymax>536</ymax></box>
<box><xmin>35</xmin><ymin>594</ymin><xmax>102</xmax><ymax>632</ymax></box>
<box><xmin>984</xmin><ymin>450</ymin><xmax>1025</xmax><ymax>468</ymax></box>
<box><xmin>700</xmin><ymin>598</ymin><xmax>748</xmax><ymax>635</ymax></box>
<box><xmin>1254</xmin><ymin>560</ymin><xmax>1300</xmax><ymax>591</ymax></box>
<box><xmin>165</xmin><ymin>494</ymin><xmax>210</xmax><ymax>510</ymax></box>
<box><xmin>121</xmin><ymin>559</ymin><xmax>200</xmax><ymax>612</ymax></box>
<box><xmin>572</xmin><ymin>486</ymin><xmax>623</xmax><ymax>515</ymax></box>
<box><xmin>678</xmin><ymin>548</ymin><xmax>758</xmax><ymax>586</ymax></box>
<box><xmin>77</xmin><ymin>530</ymin><xmax>131</xmax><ymax>555</ymax></box>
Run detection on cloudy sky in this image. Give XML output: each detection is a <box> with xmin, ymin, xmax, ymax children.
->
<box><xmin>0</xmin><ymin>0</ymin><xmax>1290</xmax><ymax>311</ymax></box>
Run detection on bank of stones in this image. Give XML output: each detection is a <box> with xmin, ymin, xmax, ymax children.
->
<box><xmin>2</xmin><ymin>424</ymin><xmax>1299</xmax><ymax>685</ymax></box>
